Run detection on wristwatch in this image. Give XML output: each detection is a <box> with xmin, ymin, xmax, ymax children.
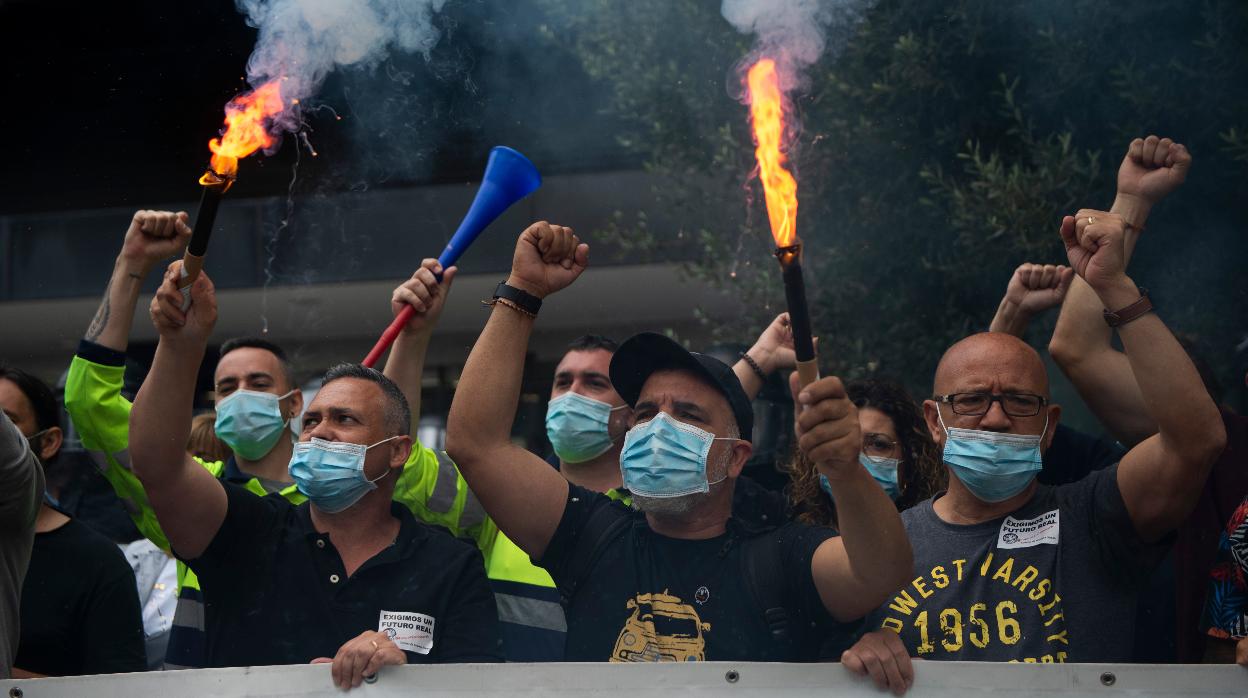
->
<box><xmin>1103</xmin><ymin>288</ymin><xmax>1153</xmax><ymax>328</ymax></box>
<box><xmin>492</xmin><ymin>282</ymin><xmax>543</xmax><ymax>316</ymax></box>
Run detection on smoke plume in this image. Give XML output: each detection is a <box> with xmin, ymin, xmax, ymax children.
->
<box><xmin>721</xmin><ymin>0</ymin><xmax>870</xmax><ymax>89</ymax></box>
<box><xmin>233</xmin><ymin>0</ymin><xmax>449</xmax><ymax>150</ymax></box>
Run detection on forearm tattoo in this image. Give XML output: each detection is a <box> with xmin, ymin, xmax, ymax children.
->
<box><xmin>84</xmin><ymin>278</ymin><xmax>112</xmax><ymax>342</ymax></box>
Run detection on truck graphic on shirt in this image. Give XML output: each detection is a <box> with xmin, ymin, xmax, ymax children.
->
<box><xmin>611</xmin><ymin>591</ymin><xmax>711</xmax><ymax>662</ymax></box>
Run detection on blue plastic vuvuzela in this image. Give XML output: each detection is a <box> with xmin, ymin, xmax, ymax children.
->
<box><xmin>436</xmin><ymin>146</ymin><xmax>542</xmax><ymax>270</ymax></box>
<box><xmin>362</xmin><ymin>146</ymin><xmax>542</xmax><ymax>367</ymax></box>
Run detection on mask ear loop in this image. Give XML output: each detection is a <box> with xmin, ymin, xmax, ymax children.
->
<box><xmin>274</xmin><ymin>389</ymin><xmax>297</xmax><ymax>423</ymax></box>
<box><xmin>936</xmin><ymin>405</ymin><xmax>950</xmax><ymax>437</ymax></box>
<box><xmin>364</xmin><ymin>434</ymin><xmax>405</xmax><ymax>484</ymax></box>
<box><xmin>706</xmin><ymin>437</ymin><xmax>742</xmax><ymax>487</ymax></box>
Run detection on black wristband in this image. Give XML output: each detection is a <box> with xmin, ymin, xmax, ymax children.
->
<box><xmin>492</xmin><ymin>282</ymin><xmax>542</xmax><ymax>316</ymax></box>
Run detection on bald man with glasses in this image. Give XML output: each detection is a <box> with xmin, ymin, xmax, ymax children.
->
<box><xmin>839</xmin><ymin>211</ymin><xmax>1225</xmax><ymax>694</ymax></box>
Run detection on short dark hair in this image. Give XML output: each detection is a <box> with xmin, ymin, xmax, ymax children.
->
<box><xmin>0</xmin><ymin>364</ymin><xmax>60</xmax><ymax>433</ymax></box>
<box><xmin>321</xmin><ymin>363</ymin><xmax>411</xmax><ymax>436</ymax></box>
<box><xmin>565</xmin><ymin>334</ymin><xmax>619</xmax><ymax>354</ymax></box>
<box><xmin>220</xmin><ymin>336</ymin><xmax>294</xmax><ymax>387</ymax></box>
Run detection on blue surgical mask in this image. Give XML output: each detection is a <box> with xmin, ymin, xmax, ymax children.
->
<box><xmin>938</xmin><ymin>411</ymin><xmax>1046</xmax><ymax>503</ymax></box>
<box><xmin>288</xmin><ymin>436</ymin><xmax>400</xmax><ymax>513</ymax></box>
<box><xmin>215</xmin><ymin>389</ymin><xmax>294</xmax><ymax>461</ymax></box>
<box><xmin>545</xmin><ymin>392</ymin><xmax>626</xmax><ymax>463</ymax></box>
<box><xmin>620</xmin><ymin>412</ymin><xmax>737</xmax><ymax>498</ymax></box>
<box><xmin>819</xmin><ymin>452</ymin><xmax>902</xmax><ymax>501</ymax></box>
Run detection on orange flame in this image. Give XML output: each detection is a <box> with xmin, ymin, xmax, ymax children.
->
<box><xmin>747</xmin><ymin>58</ymin><xmax>798</xmax><ymax>248</ymax></box>
<box><xmin>201</xmin><ymin>80</ymin><xmax>285</xmax><ymax>184</ymax></box>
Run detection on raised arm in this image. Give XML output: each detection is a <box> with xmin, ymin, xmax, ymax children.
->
<box><xmin>794</xmin><ymin>374</ymin><xmax>913</xmax><ymax>622</ymax></box>
<box><xmin>988</xmin><ymin>263</ymin><xmax>1073</xmax><ymax>337</ymax></box>
<box><xmin>1058</xmin><ymin>211</ymin><xmax>1225</xmax><ymax>542</ymax></box>
<box><xmin>86</xmin><ymin>210</ymin><xmax>193</xmax><ymax>352</ymax></box>
<box><xmin>129</xmin><ymin>262</ymin><xmax>227</xmax><ymax>560</ymax></box>
<box><xmin>445</xmin><ymin>222</ymin><xmax>588</xmax><ymax>559</ymax></box>
<box><xmin>381</xmin><ymin>258</ymin><xmax>457</xmax><ymax>433</ymax></box>
<box><xmin>379</xmin><ymin>259</ymin><xmax>488</xmax><ymax>540</ymax></box>
<box><xmin>66</xmin><ymin>211</ymin><xmax>193</xmax><ymax>550</ymax></box>
<box><xmin>1049</xmin><ymin>136</ymin><xmax>1191</xmax><ymax>446</ymax></box>
<box><xmin>733</xmin><ymin>312</ymin><xmax>800</xmax><ymax>400</ymax></box>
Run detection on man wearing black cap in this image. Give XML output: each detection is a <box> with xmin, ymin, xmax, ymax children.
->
<box><xmin>447</xmin><ymin>222</ymin><xmax>913</xmax><ymax>662</ymax></box>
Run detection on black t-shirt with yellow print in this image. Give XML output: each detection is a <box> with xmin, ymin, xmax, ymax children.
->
<box><xmin>868</xmin><ymin>464</ymin><xmax>1170</xmax><ymax>663</ymax></box>
<box><xmin>537</xmin><ymin>483</ymin><xmax>853</xmax><ymax>662</ymax></box>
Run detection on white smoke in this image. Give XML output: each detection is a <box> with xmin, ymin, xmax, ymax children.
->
<box><xmin>721</xmin><ymin>0</ymin><xmax>870</xmax><ymax>89</ymax></box>
<box><xmin>233</xmin><ymin>0</ymin><xmax>449</xmax><ymax>147</ymax></box>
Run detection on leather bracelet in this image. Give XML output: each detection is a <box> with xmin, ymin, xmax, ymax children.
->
<box><xmin>489</xmin><ymin>282</ymin><xmax>541</xmax><ymax>316</ymax></box>
<box><xmin>740</xmin><ymin>352</ymin><xmax>767</xmax><ymax>382</ymax></box>
<box><xmin>482</xmin><ymin>296</ymin><xmax>536</xmax><ymax>319</ymax></box>
<box><xmin>1103</xmin><ymin>288</ymin><xmax>1153</xmax><ymax>328</ymax></box>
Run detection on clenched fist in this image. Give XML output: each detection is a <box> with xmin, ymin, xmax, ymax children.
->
<box><xmin>1116</xmin><ymin>135</ymin><xmax>1191</xmax><ymax>211</ymax></box>
<box><xmin>1060</xmin><ymin>209</ymin><xmax>1127</xmax><ymax>293</ymax></box>
<box><xmin>120</xmin><ymin>210</ymin><xmax>193</xmax><ymax>276</ymax></box>
<box><xmin>1002</xmin><ymin>263</ymin><xmax>1074</xmax><ymax>317</ymax></box>
<box><xmin>506</xmin><ymin>221</ymin><xmax>588</xmax><ymax>300</ymax></box>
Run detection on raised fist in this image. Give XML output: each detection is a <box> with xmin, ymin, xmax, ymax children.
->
<box><xmin>391</xmin><ymin>258</ymin><xmax>457</xmax><ymax>336</ymax></box>
<box><xmin>1059</xmin><ymin>210</ymin><xmax>1127</xmax><ymax>293</ymax></box>
<box><xmin>1003</xmin><ymin>263</ymin><xmax>1074</xmax><ymax>317</ymax></box>
<box><xmin>506</xmin><ymin>221</ymin><xmax>588</xmax><ymax>300</ymax></box>
<box><xmin>121</xmin><ymin>210</ymin><xmax>193</xmax><ymax>274</ymax></box>
<box><xmin>1116</xmin><ymin>135</ymin><xmax>1191</xmax><ymax>209</ymax></box>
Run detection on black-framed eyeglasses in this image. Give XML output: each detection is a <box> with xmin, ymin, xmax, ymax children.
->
<box><xmin>862</xmin><ymin>433</ymin><xmax>899</xmax><ymax>460</ymax></box>
<box><xmin>935</xmin><ymin>392</ymin><xmax>1048</xmax><ymax>417</ymax></box>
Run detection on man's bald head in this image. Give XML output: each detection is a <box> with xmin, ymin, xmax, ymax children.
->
<box><xmin>933</xmin><ymin>332</ymin><xmax>1050</xmax><ymax>398</ymax></box>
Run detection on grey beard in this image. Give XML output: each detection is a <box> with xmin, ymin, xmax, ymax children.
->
<box><xmin>630</xmin><ymin>450</ymin><xmax>731</xmax><ymax>517</ymax></box>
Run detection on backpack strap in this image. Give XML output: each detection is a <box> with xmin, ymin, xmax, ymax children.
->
<box><xmin>740</xmin><ymin>530</ymin><xmax>795</xmax><ymax>654</ymax></box>
<box><xmin>558</xmin><ymin>502</ymin><xmax>633</xmax><ymax>606</ymax></box>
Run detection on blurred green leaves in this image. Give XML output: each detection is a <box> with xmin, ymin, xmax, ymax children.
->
<box><xmin>536</xmin><ymin>0</ymin><xmax>1248</xmax><ymax>397</ymax></box>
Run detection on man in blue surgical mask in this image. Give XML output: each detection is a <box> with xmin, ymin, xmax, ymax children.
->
<box><xmin>544</xmin><ymin>335</ymin><xmax>632</xmax><ymax>491</ymax></box>
<box><xmin>447</xmin><ymin>221</ymin><xmax>914</xmax><ymax>662</ymax></box>
<box><xmin>128</xmin><ymin>263</ymin><xmax>501</xmax><ymax>687</ymax></box>
<box><xmin>841</xmin><ymin>210</ymin><xmax>1227</xmax><ymax>693</ymax></box>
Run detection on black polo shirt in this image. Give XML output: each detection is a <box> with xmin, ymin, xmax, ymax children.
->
<box><xmin>180</xmin><ymin>482</ymin><xmax>502</xmax><ymax>667</ymax></box>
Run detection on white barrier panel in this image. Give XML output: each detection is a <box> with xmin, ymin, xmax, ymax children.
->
<box><xmin>4</xmin><ymin>662</ymin><xmax>1247</xmax><ymax>697</ymax></box>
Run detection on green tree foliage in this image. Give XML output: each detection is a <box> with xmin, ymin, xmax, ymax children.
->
<box><xmin>536</xmin><ymin>0</ymin><xmax>1248</xmax><ymax>399</ymax></box>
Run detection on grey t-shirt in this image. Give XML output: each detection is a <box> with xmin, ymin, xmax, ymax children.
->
<box><xmin>868</xmin><ymin>465</ymin><xmax>1168</xmax><ymax>663</ymax></box>
<box><xmin>0</xmin><ymin>411</ymin><xmax>45</xmax><ymax>678</ymax></box>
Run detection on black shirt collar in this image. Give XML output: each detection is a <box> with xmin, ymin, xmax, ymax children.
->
<box><xmin>295</xmin><ymin>499</ymin><xmax>429</xmax><ymax>563</ymax></box>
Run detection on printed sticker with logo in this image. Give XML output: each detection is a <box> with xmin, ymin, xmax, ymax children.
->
<box><xmin>378</xmin><ymin>610</ymin><xmax>436</xmax><ymax>655</ymax></box>
<box><xmin>997</xmin><ymin>510</ymin><xmax>1059</xmax><ymax>549</ymax></box>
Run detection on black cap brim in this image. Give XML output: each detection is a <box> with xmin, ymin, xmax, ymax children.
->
<box><xmin>610</xmin><ymin>332</ymin><xmax>754</xmax><ymax>441</ymax></box>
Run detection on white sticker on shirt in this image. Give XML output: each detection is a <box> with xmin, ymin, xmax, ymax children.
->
<box><xmin>378</xmin><ymin>610</ymin><xmax>436</xmax><ymax>655</ymax></box>
<box><xmin>997</xmin><ymin>509</ymin><xmax>1059</xmax><ymax>549</ymax></box>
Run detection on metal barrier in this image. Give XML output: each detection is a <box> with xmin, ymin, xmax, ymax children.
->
<box><xmin>4</xmin><ymin>662</ymin><xmax>1246</xmax><ymax>697</ymax></box>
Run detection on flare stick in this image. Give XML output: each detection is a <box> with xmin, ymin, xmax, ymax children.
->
<box><xmin>775</xmin><ymin>243</ymin><xmax>818</xmax><ymax>388</ymax></box>
<box><xmin>177</xmin><ymin>167</ymin><xmax>235</xmax><ymax>301</ymax></box>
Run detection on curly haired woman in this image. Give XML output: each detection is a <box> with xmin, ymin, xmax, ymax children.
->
<box><xmin>789</xmin><ymin>377</ymin><xmax>944</xmax><ymax>528</ymax></box>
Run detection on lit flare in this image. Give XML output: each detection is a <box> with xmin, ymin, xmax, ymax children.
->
<box><xmin>747</xmin><ymin>58</ymin><xmax>798</xmax><ymax>248</ymax></box>
<box><xmin>200</xmin><ymin>79</ymin><xmax>285</xmax><ymax>185</ymax></box>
